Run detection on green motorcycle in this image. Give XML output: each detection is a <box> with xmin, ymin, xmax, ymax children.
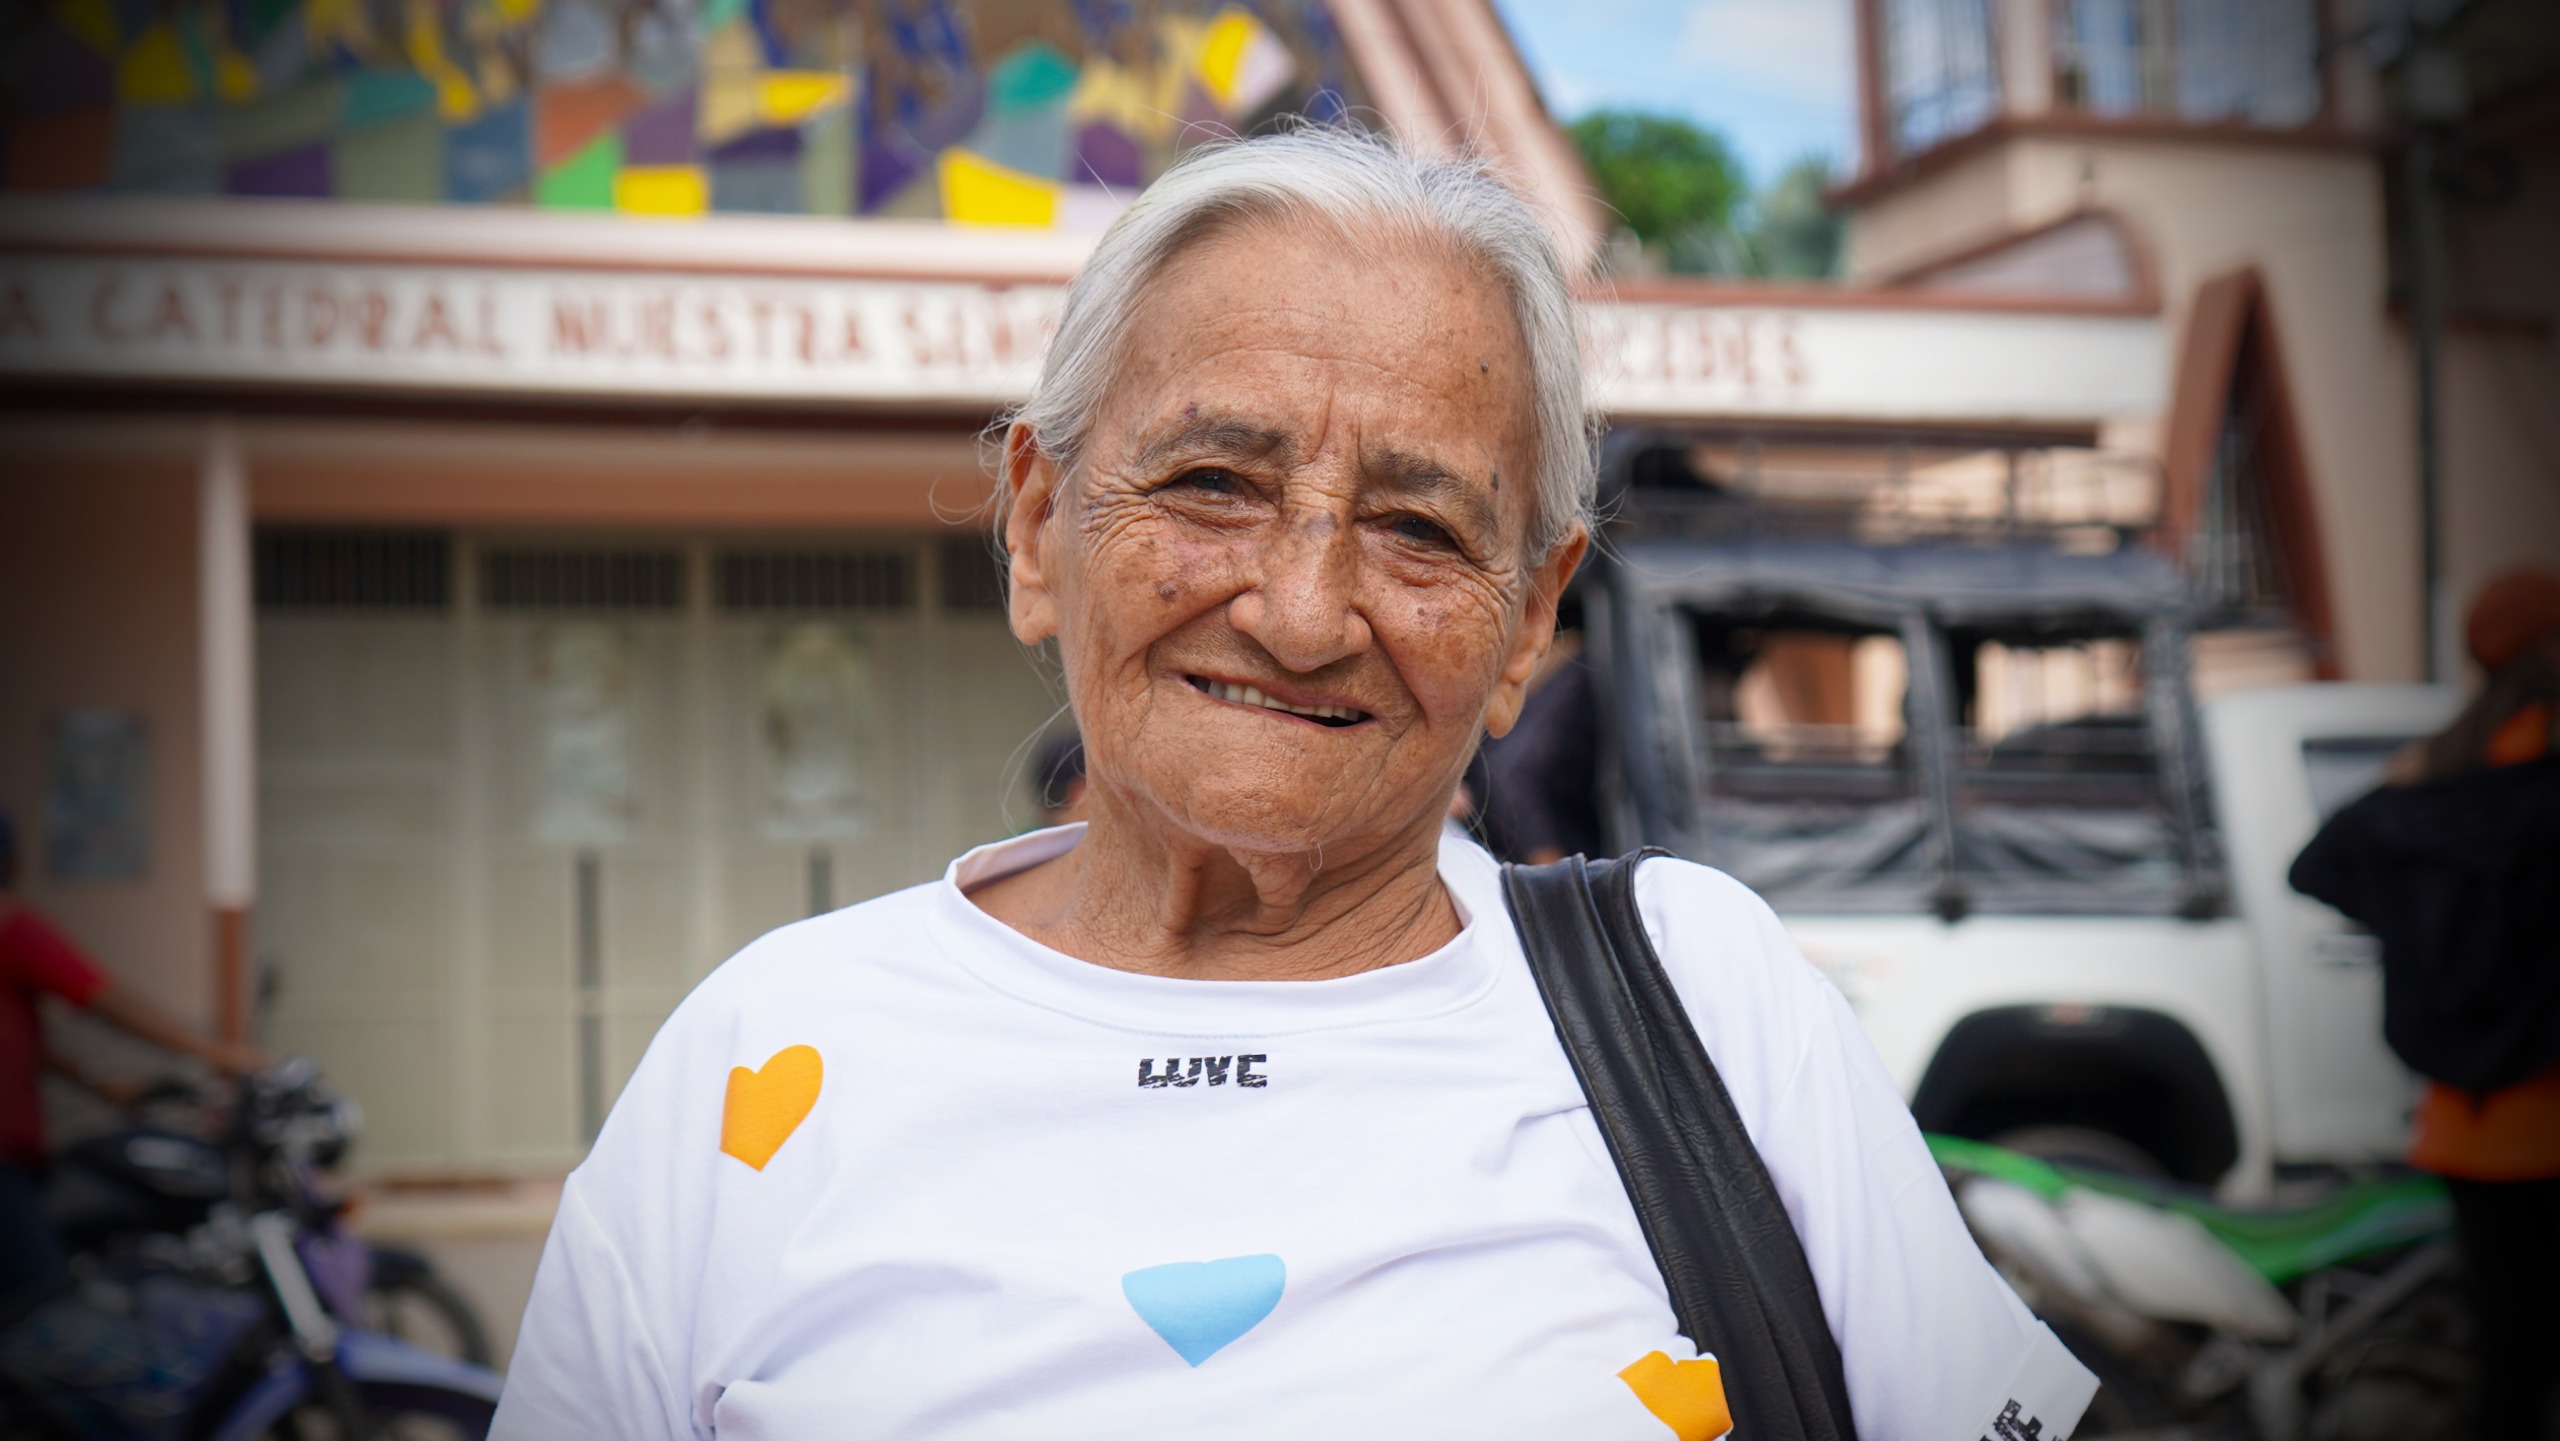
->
<box><xmin>1929</xmin><ymin>1134</ymin><xmax>2467</xmax><ymax>1441</ymax></box>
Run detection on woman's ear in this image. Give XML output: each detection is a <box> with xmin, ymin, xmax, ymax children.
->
<box><xmin>1001</xmin><ymin>423</ymin><xmax>1065</xmax><ymax>646</ymax></box>
<box><xmin>1484</xmin><ymin>526</ymin><xmax>1589</xmax><ymax>739</ymax></box>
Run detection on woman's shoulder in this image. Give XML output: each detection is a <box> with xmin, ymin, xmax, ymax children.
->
<box><xmin>1623</xmin><ymin>853</ymin><xmax>1851</xmax><ymax>1099</ymax></box>
<box><xmin>665</xmin><ymin>876</ymin><xmax>953</xmax><ymax>1028</ymax></box>
<box><xmin>1625</xmin><ymin>853</ymin><xmax>1809</xmax><ymax>986</ymax></box>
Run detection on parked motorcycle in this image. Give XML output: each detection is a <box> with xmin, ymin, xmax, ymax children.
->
<box><xmin>0</xmin><ymin>1061</ymin><xmax>502</xmax><ymax>1438</ymax></box>
<box><xmin>1932</xmin><ymin>1133</ymin><xmax>2467</xmax><ymax>1441</ymax></box>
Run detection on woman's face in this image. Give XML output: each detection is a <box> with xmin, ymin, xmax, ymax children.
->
<box><xmin>1003</xmin><ymin>218</ymin><xmax>1584</xmax><ymax>860</ymax></box>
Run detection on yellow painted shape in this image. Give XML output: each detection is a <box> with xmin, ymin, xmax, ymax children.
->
<box><xmin>215</xmin><ymin>47</ymin><xmax>260</xmax><ymax>102</ymax></box>
<box><xmin>1620</xmin><ymin>1351</ymin><xmax>1733</xmax><ymax>1441</ymax></box>
<box><xmin>720</xmin><ymin>1044</ymin><xmax>822</xmax><ymax>1170</ymax></box>
<box><xmin>117</xmin><ymin>23</ymin><xmax>197</xmax><ymax>104</ymax></box>
<box><xmin>490</xmin><ymin>0</ymin><xmax>543</xmax><ymax>25</ymax></box>
<box><xmin>700</xmin><ymin>72</ymin><xmax>758</xmax><ymax>143</ymax></box>
<box><xmin>702</xmin><ymin>16</ymin><xmax>760</xmax><ymax>71</ymax></box>
<box><xmin>405</xmin><ymin>1</ymin><xmax>478</xmax><ymax>120</ymax></box>
<box><xmin>757</xmin><ymin>72</ymin><xmax>849</xmax><ymax>127</ymax></box>
<box><xmin>57</xmin><ymin>0</ymin><xmax>117</xmax><ymax>56</ymax></box>
<box><xmin>1194</xmin><ymin>8</ymin><xmax>1267</xmax><ymax>106</ymax></box>
<box><xmin>1067</xmin><ymin>59</ymin><xmax>1164</xmax><ymax>139</ymax></box>
<box><xmin>615</xmin><ymin>166</ymin><xmax>709</xmax><ymax>216</ymax></box>
<box><xmin>696</xmin><ymin>19</ymin><xmax>764</xmax><ymax>143</ymax></box>
<box><xmin>305</xmin><ymin>0</ymin><xmax>380</xmax><ymax>60</ymax></box>
<box><xmin>938</xmin><ymin>148</ymin><xmax>1059</xmax><ymax>228</ymax></box>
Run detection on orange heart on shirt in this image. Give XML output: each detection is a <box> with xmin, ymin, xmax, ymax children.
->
<box><xmin>720</xmin><ymin>1045</ymin><xmax>822</xmax><ymax>1171</ymax></box>
<box><xmin>1620</xmin><ymin>1350</ymin><xmax>1732</xmax><ymax>1441</ymax></box>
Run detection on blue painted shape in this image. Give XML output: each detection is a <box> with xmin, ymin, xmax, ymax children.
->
<box><xmin>1121</xmin><ymin>1254</ymin><xmax>1285</xmax><ymax>1367</ymax></box>
<box><xmin>445</xmin><ymin>99</ymin><xmax>529</xmax><ymax>203</ymax></box>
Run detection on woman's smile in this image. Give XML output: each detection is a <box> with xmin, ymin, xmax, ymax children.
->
<box><xmin>1182</xmin><ymin>673</ymin><xmax>1375</xmax><ymax>728</ymax></box>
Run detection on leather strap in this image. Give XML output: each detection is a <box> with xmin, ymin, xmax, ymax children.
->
<box><xmin>1502</xmin><ymin>851</ymin><xmax>1857</xmax><ymax>1441</ymax></box>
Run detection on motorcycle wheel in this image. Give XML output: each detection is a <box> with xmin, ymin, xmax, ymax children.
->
<box><xmin>362</xmin><ymin>1270</ymin><xmax>495</xmax><ymax>1370</ymax></box>
<box><xmin>1990</xmin><ymin>1124</ymin><xmax>2171</xmax><ymax>1181</ymax></box>
<box><xmin>266</xmin><ymin>1381</ymin><xmax>497</xmax><ymax>1440</ymax></box>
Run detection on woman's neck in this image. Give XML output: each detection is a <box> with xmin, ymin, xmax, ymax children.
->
<box><xmin>966</xmin><ymin>792</ymin><xmax>1462</xmax><ymax>982</ymax></box>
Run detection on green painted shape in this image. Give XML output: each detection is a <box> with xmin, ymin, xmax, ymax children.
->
<box><xmin>988</xmin><ymin>41</ymin><xmax>1078</xmax><ymax>113</ymax></box>
<box><xmin>344</xmin><ymin>69</ymin><xmax>438</xmax><ymax>131</ymax></box>
<box><xmin>176</xmin><ymin>10</ymin><xmax>219</xmax><ymax>98</ymax></box>
<box><xmin>2169</xmin><ymin>1175</ymin><xmax>2452</xmax><ymax>1285</ymax></box>
<box><xmin>537</xmin><ymin>129</ymin><xmax>621</xmax><ymax>209</ymax></box>
<box><xmin>336</xmin><ymin>112</ymin><xmax>443</xmax><ymax>202</ymax></box>
<box><xmin>1925</xmin><ymin>1132</ymin><xmax>2073</xmax><ymax>1200</ymax></box>
<box><xmin>799</xmin><ymin>106</ymin><xmax>851</xmax><ymax>217</ymax></box>
<box><xmin>249</xmin><ymin>0</ymin><xmax>299</xmax><ymax>41</ymax></box>
<box><xmin>698</xmin><ymin>0</ymin><xmax>748</xmax><ymax>35</ymax></box>
<box><xmin>220</xmin><ymin>78</ymin><xmax>343</xmax><ymax>161</ymax></box>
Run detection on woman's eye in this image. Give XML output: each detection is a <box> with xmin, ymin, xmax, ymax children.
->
<box><xmin>1169</xmin><ymin>467</ymin><xmax>1242</xmax><ymax>495</ymax></box>
<box><xmin>1388</xmin><ymin>514</ymin><xmax>1455</xmax><ymax>549</ymax></box>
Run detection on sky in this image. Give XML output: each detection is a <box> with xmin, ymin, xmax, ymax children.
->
<box><xmin>1487</xmin><ymin>0</ymin><xmax>1859</xmax><ymax>186</ymax></box>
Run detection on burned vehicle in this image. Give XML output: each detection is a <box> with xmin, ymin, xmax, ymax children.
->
<box><xmin>1580</xmin><ymin>468</ymin><xmax>2455</xmax><ymax>1198</ymax></box>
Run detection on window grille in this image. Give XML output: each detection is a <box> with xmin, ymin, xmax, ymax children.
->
<box><xmin>716</xmin><ymin>549</ymin><xmax>914</xmax><ymax>611</ymax></box>
<box><xmin>1884</xmin><ymin>0</ymin><xmax>2003</xmax><ymax>158</ymax></box>
<box><xmin>940</xmin><ymin>537</ymin><xmax>1008</xmax><ymax>613</ymax></box>
<box><xmin>2053</xmin><ymin>0</ymin><xmax>2321</xmax><ymax>127</ymax></box>
<box><xmin>481</xmin><ymin>549</ymin><xmax>685</xmax><ymax>610</ymax></box>
<box><xmin>255</xmin><ymin>528</ymin><xmax>451</xmax><ymax>610</ymax></box>
<box><xmin>2189</xmin><ymin>340</ymin><xmax>2301</xmax><ymax>625</ymax></box>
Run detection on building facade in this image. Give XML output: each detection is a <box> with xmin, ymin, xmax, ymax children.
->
<box><xmin>1840</xmin><ymin>0</ymin><xmax>2559</xmax><ymax>689</ymax></box>
<box><xmin>2</xmin><ymin>0</ymin><xmax>2433</xmax><ymax>1179</ymax></box>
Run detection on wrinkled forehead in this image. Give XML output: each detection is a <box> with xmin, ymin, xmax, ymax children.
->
<box><xmin>1083</xmin><ymin>212</ymin><xmax>1542</xmax><ymax>509</ymax></box>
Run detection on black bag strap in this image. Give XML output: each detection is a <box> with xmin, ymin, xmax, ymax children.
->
<box><xmin>1501</xmin><ymin>850</ymin><xmax>1856</xmax><ymax>1441</ymax></box>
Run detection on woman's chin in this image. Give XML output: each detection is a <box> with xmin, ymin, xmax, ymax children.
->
<box><xmin>1141</xmin><ymin>778</ymin><xmax>1422</xmax><ymax>860</ymax></box>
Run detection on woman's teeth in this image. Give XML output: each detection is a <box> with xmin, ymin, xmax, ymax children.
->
<box><xmin>1198</xmin><ymin>678</ymin><xmax>1363</xmax><ymax>724</ymax></box>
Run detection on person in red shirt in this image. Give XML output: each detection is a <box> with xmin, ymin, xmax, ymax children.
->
<box><xmin>0</xmin><ymin>813</ymin><xmax>269</xmax><ymax>1300</ymax></box>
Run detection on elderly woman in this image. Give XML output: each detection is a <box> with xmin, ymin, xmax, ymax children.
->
<box><xmin>493</xmin><ymin>129</ymin><xmax>2093</xmax><ymax>1441</ymax></box>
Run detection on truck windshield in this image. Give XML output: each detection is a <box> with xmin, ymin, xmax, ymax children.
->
<box><xmin>1666</xmin><ymin>601</ymin><xmax>2217</xmax><ymax>915</ymax></box>
<box><xmin>1679</xmin><ymin>606</ymin><xmax>1937</xmax><ymax>904</ymax></box>
<box><xmin>1944</xmin><ymin>625</ymin><xmax>2189</xmax><ymax>908</ymax></box>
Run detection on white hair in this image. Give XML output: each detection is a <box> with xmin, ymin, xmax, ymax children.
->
<box><xmin>1007</xmin><ymin>125</ymin><xmax>1594</xmax><ymax>558</ymax></box>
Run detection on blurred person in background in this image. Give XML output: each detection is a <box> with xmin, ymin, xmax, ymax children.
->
<box><xmin>0</xmin><ymin>812</ymin><xmax>272</xmax><ymax>1299</ymax></box>
<box><xmin>2292</xmin><ymin>568</ymin><xmax>2560</xmax><ymax>1441</ymax></box>
<box><xmin>1469</xmin><ymin>603</ymin><xmax>1603</xmax><ymax>864</ymax></box>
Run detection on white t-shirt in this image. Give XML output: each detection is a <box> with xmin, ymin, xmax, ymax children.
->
<box><xmin>494</xmin><ymin>828</ymin><xmax>2095</xmax><ymax>1441</ymax></box>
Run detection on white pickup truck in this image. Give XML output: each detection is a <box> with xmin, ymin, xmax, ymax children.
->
<box><xmin>1585</xmin><ymin>533</ymin><xmax>2457</xmax><ymax>1201</ymax></box>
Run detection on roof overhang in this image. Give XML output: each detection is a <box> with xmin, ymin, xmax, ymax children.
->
<box><xmin>1</xmin><ymin>198</ymin><xmax>2166</xmax><ymax>431</ymax></box>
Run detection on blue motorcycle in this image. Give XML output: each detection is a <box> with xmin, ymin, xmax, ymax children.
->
<box><xmin>2</xmin><ymin>1062</ymin><xmax>502</xmax><ymax>1439</ymax></box>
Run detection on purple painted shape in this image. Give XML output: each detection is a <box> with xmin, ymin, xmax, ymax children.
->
<box><xmin>858</xmin><ymin>135</ymin><xmax>922</xmax><ymax>213</ymax></box>
<box><xmin>1073</xmin><ymin>121</ymin><xmax>1142</xmax><ymax>189</ymax></box>
<box><xmin>709</xmin><ymin>125</ymin><xmax>801</xmax><ymax>164</ymax></box>
<box><xmin>12</xmin><ymin>26</ymin><xmax>114</xmax><ymax>117</ymax></box>
<box><xmin>1176</xmin><ymin>81</ymin><xmax>1231</xmax><ymax>140</ymax></box>
<box><xmin>227</xmin><ymin>142</ymin><xmax>331</xmax><ymax>197</ymax></box>
<box><xmin>621</xmin><ymin>86</ymin><xmax>697</xmax><ymax>165</ymax></box>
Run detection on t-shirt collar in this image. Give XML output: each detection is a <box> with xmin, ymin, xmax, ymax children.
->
<box><xmin>927</xmin><ymin>825</ymin><xmax>1512</xmax><ymax>1038</ymax></box>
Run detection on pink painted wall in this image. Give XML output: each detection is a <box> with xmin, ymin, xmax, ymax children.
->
<box><xmin>0</xmin><ymin>421</ymin><xmax>211</xmax><ymax>1025</ymax></box>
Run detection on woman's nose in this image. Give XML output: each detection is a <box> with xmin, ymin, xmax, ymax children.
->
<box><xmin>1226</xmin><ymin>515</ymin><xmax>1374</xmax><ymax>673</ymax></box>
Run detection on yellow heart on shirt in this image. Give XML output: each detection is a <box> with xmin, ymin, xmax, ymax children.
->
<box><xmin>721</xmin><ymin>1045</ymin><xmax>822</xmax><ymax>1171</ymax></box>
<box><xmin>1620</xmin><ymin>1350</ymin><xmax>1732</xmax><ymax>1441</ymax></box>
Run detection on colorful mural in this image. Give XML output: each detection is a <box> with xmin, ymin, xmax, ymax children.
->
<box><xmin>0</xmin><ymin>0</ymin><xmax>1364</xmax><ymax>224</ymax></box>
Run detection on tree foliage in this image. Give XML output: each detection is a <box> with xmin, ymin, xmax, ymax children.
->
<box><xmin>1569</xmin><ymin>109</ymin><xmax>1747</xmax><ymax>262</ymax></box>
<box><xmin>1570</xmin><ymin>109</ymin><xmax>1843</xmax><ymax>280</ymax></box>
<box><xmin>1751</xmin><ymin>156</ymin><xmax>1845</xmax><ymax>279</ymax></box>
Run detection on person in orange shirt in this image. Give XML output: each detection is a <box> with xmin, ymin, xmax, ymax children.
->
<box><xmin>2400</xmin><ymin>569</ymin><xmax>2560</xmax><ymax>1439</ymax></box>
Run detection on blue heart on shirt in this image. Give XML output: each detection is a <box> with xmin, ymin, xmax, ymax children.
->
<box><xmin>1120</xmin><ymin>1254</ymin><xmax>1286</xmax><ymax>1366</ymax></box>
